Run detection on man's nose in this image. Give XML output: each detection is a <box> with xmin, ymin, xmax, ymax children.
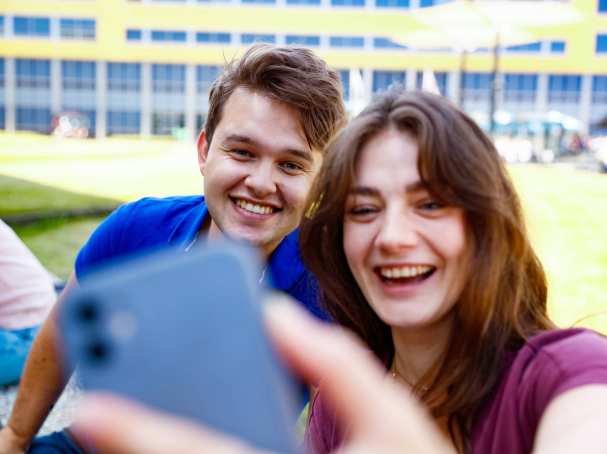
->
<box><xmin>244</xmin><ymin>162</ymin><xmax>277</xmax><ymax>197</ymax></box>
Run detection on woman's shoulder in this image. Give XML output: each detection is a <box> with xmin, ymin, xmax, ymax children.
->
<box><xmin>471</xmin><ymin>328</ymin><xmax>607</xmax><ymax>453</ymax></box>
<box><xmin>518</xmin><ymin>328</ymin><xmax>607</xmax><ymax>375</ymax></box>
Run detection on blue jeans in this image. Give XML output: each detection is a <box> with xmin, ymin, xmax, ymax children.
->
<box><xmin>0</xmin><ymin>326</ymin><xmax>39</xmax><ymax>386</ymax></box>
<box><xmin>28</xmin><ymin>430</ymin><xmax>87</xmax><ymax>454</ymax></box>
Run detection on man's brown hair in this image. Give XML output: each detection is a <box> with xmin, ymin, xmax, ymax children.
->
<box><xmin>205</xmin><ymin>43</ymin><xmax>346</xmax><ymax>153</ymax></box>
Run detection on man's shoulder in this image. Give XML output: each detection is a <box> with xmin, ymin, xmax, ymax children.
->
<box><xmin>115</xmin><ymin>195</ymin><xmax>205</xmax><ymax>224</ymax></box>
<box><xmin>75</xmin><ymin>195</ymin><xmax>205</xmax><ymax>279</ymax></box>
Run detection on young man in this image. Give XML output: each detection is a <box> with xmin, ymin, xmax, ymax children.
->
<box><xmin>0</xmin><ymin>43</ymin><xmax>345</xmax><ymax>453</ymax></box>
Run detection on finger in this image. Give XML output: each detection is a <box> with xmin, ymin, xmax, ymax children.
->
<box><xmin>265</xmin><ymin>303</ymin><xmax>416</xmax><ymax>433</ymax></box>
<box><xmin>265</xmin><ymin>304</ymin><xmax>449</xmax><ymax>452</ymax></box>
<box><xmin>73</xmin><ymin>393</ymin><xmax>255</xmax><ymax>454</ymax></box>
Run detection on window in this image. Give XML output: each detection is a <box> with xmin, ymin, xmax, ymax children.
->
<box><xmin>415</xmin><ymin>71</ymin><xmax>447</xmax><ymax>95</ymax></box>
<box><xmin>592</xmin><ymin>75</ymin><xmax>607</xmax><ymax>103</ymax></box>
<box><xmin>241</xmin><ymin>34</ymin><xmax>276</xmax><ymax>44</ymax></box>
<box><xmin>16</xmin><ymin>59</ymin><xmax>51</xmax><ymax>89</ymax></box>
<box><xmin>151</xmin><ymin>30</ymin><xmax>187</xmax><ymax>42</ymax></box>
<box><xmin>108</xmin><ymin>111</ymin><xmax>141</xmax><ymax>135</ymax></box>
<box><xmin>503</xmin><ymin>73</ymin><xmax>537</xmax><ymax>103</ymax></box>
<box><xmin>152</xmin><ymin>64</ymin><xmax>186</xmax><ymax>93</ymax></box>
<box><xmin>420</xmin><ymin>0</ymin><xmax>452</xmax><ymax>7</ymax></box>
<box><xmin>375</xmin><ymin>0</ymin><xmax>409</xmax><ymax>7</ymax></box>
<box><xmin>550</xmin><ymin>41</ymin><xmax>566</xmax><ymax>54</ymax></box>
<box><xmin>505</xmin><ymin>42</ymin><xmax>541</xmax><ymax>53</ymax></box>
<box><xmin>60</xmin><ymin>18</ymin><xmax>96</xmax><ymax>40</ymax></box>
<box><xmin>373</xmin><ymin>37</ymin><xmax>407</xmax><ymax>49</ymax></box>
<box><xmin>599</xmin><ymin>0</ymin><xmax>607</xmax><ymax>12</ymax></box>
<box><xmin>14</xmin><ymin>16</ymin><xmax>50</xmax><ymax>37</ymax></box>
<box><xmin>462</xmin><ymin>72</ymin><xmax>491</xmax><ymax>102</ymax></box>
<box><xmin>339</xmin><ymin>70</ymin><xmax>350</xmax><ymax>101</ymax></box>
<box><xmin>196</xmin><ymin>65</ymin><xmax>220</xmax><ymax>93</ymax></box>
<box><xmin>286</xmin><ymin>0</ymin><xmax>321</xmax><ymax>5</ymax></box>
<box><xmin>548</xmin><ymin>74</ymin><xmax>581</xmax><ymax>103</ymax></box>
<box><xmin>372</xmin><ymin>70</ymin><xmax>406</xmax><ymax>93</ymax></box>
<box><xmin>597</xmin><ymin>34</ymin><xmax>607</xmax><ymax>54</ymax></box>
<box><xmin>0</xmin><ymin>59</ymin><xmax>4</xmax><ymax>88</ymax></box>
<box><xmin>62</xmin><ymin>61</ymin><xmax>96</xmax><ymax>90</ymax></box>
<box><xmin>329</xmin><ymin>36</ymin><xmax>365</xmax><ymax>48</ymax></box>
<box><xmin>152</xmin><ymin>112</ymin><xmax>185</xmax><ymax>135</ymax></box>
<box><xmin>126</xmin><ymin>29</ymin><xmax>142</xmax><ymax>41</ymax></box>
<box><xmin>108</xmin><ymin>63</ymin><xmax>141</xmax><ymax>92</ymax></box>
<box><xmin>241</xmin><ymin>0</ymin><xmax>276</xmax><ymax>4</ymax></box>
<box><xmin>0</xmin><ymin>16</ymin><xmax>4</xmax><ymax>36</ymax></box>
<box><xmin>196</xmin><ymin>32</ymin><xmax>231</xmax><ymax>44</ymax></box>
<box><xmin>16</xmin><ymin>107</ymin><xmax>52</xmax><ymax>133</ymax></box>
<box><xmin>331</xmin><ymin>0</ymin><xmax>365</xmax><ymax>6</ymax></box>
<box><xmin>285</xmin><ymin>34</ymin><xmax>320</xmax><ymax>47</ymax></box>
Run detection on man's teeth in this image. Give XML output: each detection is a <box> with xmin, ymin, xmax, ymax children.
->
<box><xmin>235</xmin><ymin>199</ymin><xmax>274</xmax><ymax>215</ymax></box>
<box><xmin>380</xmin><ymin>265</ymin><xmax>433</xmax><ymax>279</ymax></box>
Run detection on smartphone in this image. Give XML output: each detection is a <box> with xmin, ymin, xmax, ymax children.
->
<box><xmin>59</xmin><ymin>241</ymin><xmax>301</xmax><ymax>453</ymax></box>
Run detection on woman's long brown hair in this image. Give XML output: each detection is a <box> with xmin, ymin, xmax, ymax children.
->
<box><xmin>299</xmin><ymin>90</ymin><xmax>554</xmax><ymax>452</ymax></box>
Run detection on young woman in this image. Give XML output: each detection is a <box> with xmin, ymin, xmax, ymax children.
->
<box><xmin>300</xmin><ymin>90</ymin><xmax>607</xmax><ymax>453</ymax></box>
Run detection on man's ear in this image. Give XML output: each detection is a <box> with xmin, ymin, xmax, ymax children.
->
<box><xmin>196</xmin><ymin>130</ymin><xmax>210</xmax><ymax>176</ymax></box>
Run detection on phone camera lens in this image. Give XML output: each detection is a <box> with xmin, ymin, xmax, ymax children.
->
<box><xmin>85</xmin><ymin>340</ymin><xmax>111</xmax><ymax>365</ymax></box>
<box><xmin>77</xmin><ymin>300</ymin><xmax>98</xmax><ymax>323</ymax></box>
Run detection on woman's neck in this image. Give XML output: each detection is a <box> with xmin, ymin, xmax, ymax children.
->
<box><xmin>390</xmin><ymin>313</ymin><xmax>454</xmax><ymax>385</ymax></box>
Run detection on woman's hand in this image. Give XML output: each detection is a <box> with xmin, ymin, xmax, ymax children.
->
<box><xmin>73</xmin><ymin>301</ymin><xmax>451</xmax><ymax>454</ymax></box>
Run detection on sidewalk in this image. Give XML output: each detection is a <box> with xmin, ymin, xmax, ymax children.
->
<box><xmin>0</xmin><ymin>378</ymin><xmax>81</xmax><ymax>435</ymax></box>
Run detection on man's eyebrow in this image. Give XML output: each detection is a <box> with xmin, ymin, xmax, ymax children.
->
<box><xmin>223</xmin><ymin>134</ymin><xmax>313</xmax><ymax>164</ymax></box>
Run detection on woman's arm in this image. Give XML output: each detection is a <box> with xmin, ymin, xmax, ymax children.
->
<box><xmin>533</xmin><ymin>384</ymin><xmax>607</xmax><ymax>454</ymax></box>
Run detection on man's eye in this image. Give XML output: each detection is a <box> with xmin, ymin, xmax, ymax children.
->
<box><xmin>280</xmin><ymin>162</ymin><xmax>305</xmax><ymax>173</ymax></box>
<box><xmin>230</xmin><ymin>149</ymin><xmax>253</xmax><ymax>158</ymax></box>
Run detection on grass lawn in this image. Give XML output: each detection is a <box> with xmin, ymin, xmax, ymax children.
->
<box><xmin>2</xmin><ymin>133</ymin><xmax>606</xmax><ymax>333</ymax></box>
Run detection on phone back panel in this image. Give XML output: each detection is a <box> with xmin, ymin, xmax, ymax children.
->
<box><xmin>60</xmin><ymin>242</ymin><xmax>299</xmax><ymax>453</ymax></box>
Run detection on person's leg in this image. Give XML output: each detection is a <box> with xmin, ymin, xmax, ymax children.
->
<box><xmin>0</xmin><ymin>326</ymin><xmax>39</xmax><ymax>386</ymax></box>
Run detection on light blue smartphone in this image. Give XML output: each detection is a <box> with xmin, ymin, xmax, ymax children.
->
<box><xmin>59</xmin><ymin>241</ymin><xmax>301</xmax><ymax>453</ymax></box>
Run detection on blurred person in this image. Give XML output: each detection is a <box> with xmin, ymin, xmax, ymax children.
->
<box><xmin>0</xmin><ymin>43</ymin><xmax>345</xmax><ymax>453</ymax></box>
<box><xmin>0</xmin><ymin>220</ymin><xmax>55</xmax><ymax>387</ymax></box>
<box><xmin>299</xmin><ymin>90</ymin><xmax>607</xmax><ymax>453</ymax></box>
<box><xmin>71</xmin><ymin>302</ymin><xmax>452</xmax><ymax>454</ymax></box>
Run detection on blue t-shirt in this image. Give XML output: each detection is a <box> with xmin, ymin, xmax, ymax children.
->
<box><xmin>75</xmin><ymin>196</ymin><xmax>327</xmax><ymax>320</ymax></box>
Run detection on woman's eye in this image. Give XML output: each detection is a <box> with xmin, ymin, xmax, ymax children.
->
<box><xmin>419</xmin><ymin>200</ymin><xmax>446</xmax><ymax>211</ymax></box>
<box><xmin>348</xmin><ymin>206</ymin><xmax>377</xmax><ymax>217</ymax></box>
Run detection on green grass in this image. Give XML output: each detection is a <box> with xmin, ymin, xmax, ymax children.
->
<box><xmin>13</xmin><ymin>218</ymin><xmax>104</xmax><ymax>280</ymax></box>
<box><xmin>1</xmin><ymin>132</ymin><xmax>606</xmax><ymax>333</ymax></box>
<box><xmin>509</xmin><ymin>164</ymin><xmax>607</xmax><ymax>333</ymax></box>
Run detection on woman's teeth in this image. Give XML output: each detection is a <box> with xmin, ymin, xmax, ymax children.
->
<box><xmin>379</xmin><ymin>265</ymin><xmax>433</xmax><ymax>279</ymax></box>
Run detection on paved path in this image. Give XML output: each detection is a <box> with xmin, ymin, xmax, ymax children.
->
<box><xmin>0</xmin><ymin>378</ymin><xmax>81</xmax><ymax>435</ymax></box>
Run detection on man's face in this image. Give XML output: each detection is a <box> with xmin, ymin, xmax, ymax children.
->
<box><xmin>198</xmin><ymin>87</ymin><xmax>322</xmax><ymax>258</ymax></box>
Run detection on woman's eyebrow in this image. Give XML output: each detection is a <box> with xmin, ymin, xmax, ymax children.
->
<box><xmin>349</xmin><ymin>186</ymin><xmax>380</xmax><ymax>197</ymax></box>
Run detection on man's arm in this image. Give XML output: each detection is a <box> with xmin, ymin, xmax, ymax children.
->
<box><xmin>0</xmin><ymin>274</ymin><xmax>78</xmax><ymax>453</ymax></box>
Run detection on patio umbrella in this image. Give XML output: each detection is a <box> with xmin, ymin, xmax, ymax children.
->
<box><xmin>387</xmin><ymin>0</ymin><xmax>582</xmax><ymax>132</ymax></box>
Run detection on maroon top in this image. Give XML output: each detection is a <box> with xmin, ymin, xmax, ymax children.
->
<box><xmin>305</xmin><ymin>328</ymin><xmax>607</xmax><ymax>454</ymax></box>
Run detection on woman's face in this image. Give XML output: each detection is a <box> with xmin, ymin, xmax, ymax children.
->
<box><xmin>343</xmin><ymin>127</ymin><xmax>468</xmax><ymax>331</ymax></box>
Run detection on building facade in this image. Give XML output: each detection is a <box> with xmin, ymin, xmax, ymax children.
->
<box><xmin>1</xmin><ymin>0</ymin><xmax>607</xmax><ymax>138</ymax></box>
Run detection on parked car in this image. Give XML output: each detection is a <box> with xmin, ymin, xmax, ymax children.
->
<box><xmin>51</xmin><ymin>111</ymin><xmax>90</xmax><ymax>138</ymax></box>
